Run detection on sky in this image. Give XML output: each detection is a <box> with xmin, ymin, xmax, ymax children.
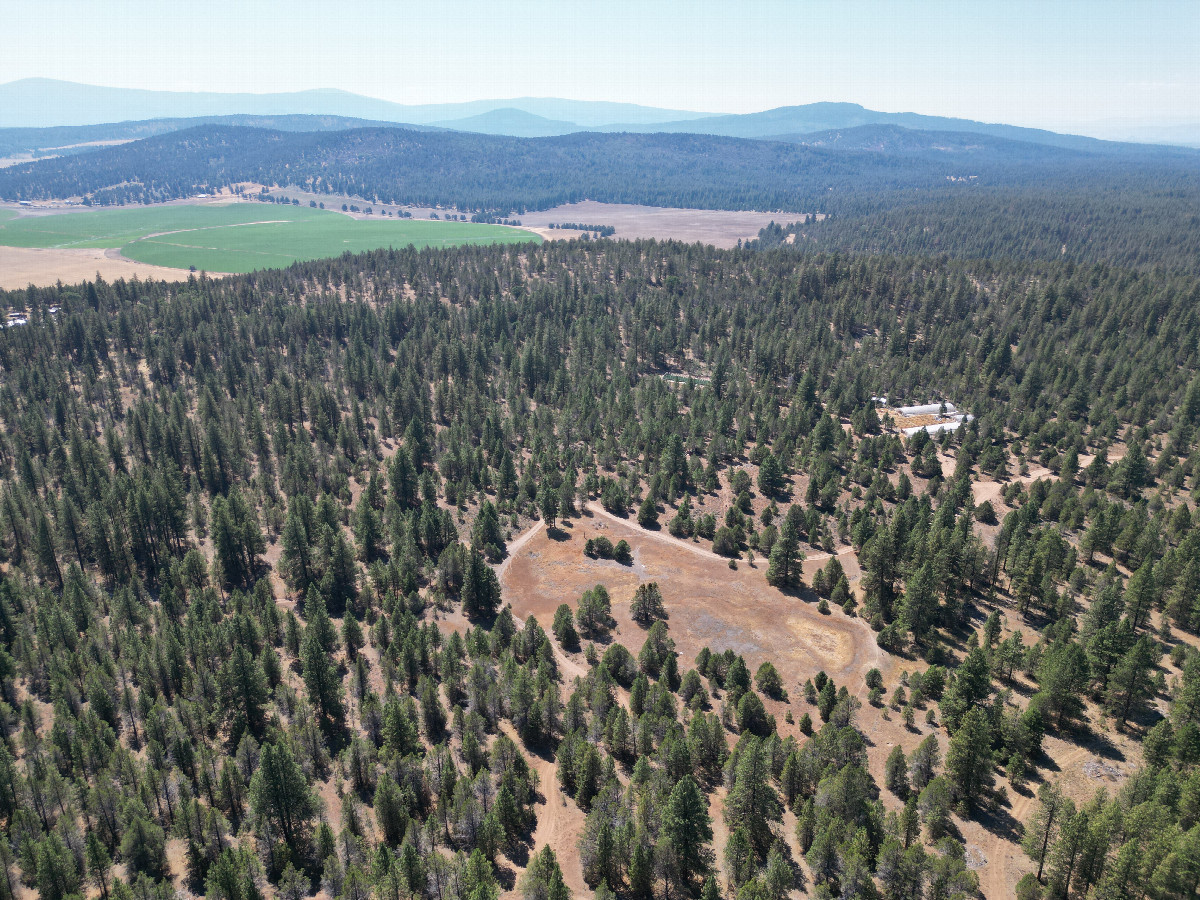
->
<box><xmin>3</xmin><ymin>0</ymin><xmax>1198</xmax><ymax>129</ymax></box>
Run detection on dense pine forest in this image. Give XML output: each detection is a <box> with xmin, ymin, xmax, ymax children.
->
<box><xmin>2</xmin><ymin>238</ymin><xmax>1200</xmax><ymax>900</ymax></box>
<box><xmin>4</xmin><ymin>124</ymin><xmax>1200</xmax><ymax>272</ymax></box>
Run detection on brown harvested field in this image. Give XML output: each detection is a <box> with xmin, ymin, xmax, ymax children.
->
<box><xmin>517</xmin><ymin>201</ymin><xmax>816</xmax><ymax>249</ymax></box>
<box><xmin>0</xmin><ymin>245</ymin><xmax>210</xmax><ymax>290</ymax></box>
<box><xmin>263</xmin><ymin>188</ymin><xmax>814</xmax><ymax>249</ymax></box>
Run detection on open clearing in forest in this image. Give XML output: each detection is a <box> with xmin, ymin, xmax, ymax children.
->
<box><xmin>499</xmin><ymin>508</ymin><xmax>879</xmax><ymax>694</ymax></box>
<box><xmin>0</xmin><ymin>201</ymin><xmax>539</xmax><ymax>280</ymax></box>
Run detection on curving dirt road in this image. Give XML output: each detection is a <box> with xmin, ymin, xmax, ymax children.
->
<box><xmin>982</xmin><ymin>745</ymin><xmax>1091</xmax><ymax>899</ymax></box>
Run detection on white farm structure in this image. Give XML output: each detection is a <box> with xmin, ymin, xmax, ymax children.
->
<box><xmin>884</xmin><ymin>401</ymin><xmax>975</xmax><ymax>436</ymax></box>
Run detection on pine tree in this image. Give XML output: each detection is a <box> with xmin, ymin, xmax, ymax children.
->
<box><xmin>250</xmin><ymin>741</ymin><xmax>316</xmax><ymax>858</ymax></box>
<box><xmin>302</xmin><ymin>624</ymin><xmax>347</xmax><ymax>738</ymax></box>
<box><xmin>302</xmin><ymin>585</ymin><xmax>338</xmax><ymax>653</ymax></box>
<box><xmin>520</xmin><ymin>845</ymin><xmax>570</xmax><ymax>900</ymax></box>
<box><xmin>885</xmin><ymin>745</ymin><xmax>909</xmax><ymax>798</ymax></box>
<box><xmin>374</xmin><ymin>773</ymin><xmax>408</xmax><ymax>846</ymax></box>
<box><xmin>353</xmin><ymin>493</ymin><xmax>382</xmax><ymax>562</ymax></box>
<box><xmin>663</xmin><ymin>775</ymin><xmax>714</xmax><ymax>889</ymax></box>
<box><xmin>724</xmin><ymin>736</ymin><xmax>782</xmax><ymax>854</ymax></box>
<box><xmin>637</xmin><ymin>494</ymin><xmax>659</xmax><ymax>528</ymax></box>
<box><xmin>472</xmin><ymin>499</ymin><xmax>506</xmax><ymax>559</ymax></box>
<box><xmin>85</xmin><ymin>831</ymin><xmax>112</xmax><ymax>900</ymax></box>
<box><xmin>1105</xmin><ymin>635</ymin><xmax>1159</xmax><ymax>727</ymax></box>
<box><xmin>630</xmin><ymin>582</ymin><xmax>666</xmax><ymax>625</ymax></box>
<box><xmin>1124</xmin><ymin>559</ymin><xmax>1158</xmax><ymax>630</ymax></box>
<box><xmin>946</xmin><ymin>706</ymin><xmax>994</xmax><ymax>806</ymax></box>
<box><xmin>389</xmin><ymin>446</ymin><xmax>419</xmax><ymax>510</ymax></box>
<box><xmin>766</xmin><ymin>518</ymin><xmax>801</xmax><ymax>588</ymax></box>
<box><xmin>1022</xmin><ymin>782</ymin><xmax>1068</xmax><ymax>882</ymax></box>
<box><xmin>322</xmin><ymin>528</ymin><xmax>359</xmax><ymax>615</ymax></box>
<box><xmin>900</xmin><ymin>561</ymin><xmax>938</xmax><ymax>641</ymax></box>
<box><xmin>280</xmin><ymin>508</ymin><xmax>312</xmax><ymax>591</ymax></box>
<box><xmin>219</xmin><ymin>642</ymin><xmax>270</xmax><ymax>748</ymax></box>
<box><xmin>757</xmin><ymin>453</ymin><xmax>784</xmax><ymax>498</ymax></box>
<box><xmin>34</xmin><ymin>513</ymin><xmax>62</xmax><ymax>590</ymax></box>
<box><xmin>120</xmin><ymin>812</ymin><xmax>168</xmax><ymax>879</ymax></box>
<box><xmin>462</xmin><ymin>545</ymin><xmax>501</xmax><ymax>619</ymax></box>
<box><xmin>538</xmin><ymin>484</ymin><xmax>559</xmax><ymax>530</ymax></box>
<box><xmin>908</xmin><ymin>733</ymin><xmax>941</xmax><ymax>793</ymax></box>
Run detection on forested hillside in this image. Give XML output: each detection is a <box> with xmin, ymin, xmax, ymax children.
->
<box><xmin>0</xmin><ymin>116</ymin><xmax>441</xmax><ymax>159</ymax></box>
<box><xmin>1</xmin><ymin>240</ymin><xmax>1200</xmax><ymax>900</ymax></box>
<box><xmin>4</xmin><ymin>124</ymin><xmax>1199</xmax><ymax>273</ymax></box>
<box><xmin>0</xmin><ymin>125</ymin><xmax>973</xmax><ymax>211</ymax></box>
<box><xmin>752</xmin><ymin>179</ymin><xmax>1200</xmax><ymax>274</ymax></box>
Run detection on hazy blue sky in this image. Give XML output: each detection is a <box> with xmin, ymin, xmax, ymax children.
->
<box><xmin>4</xmin><ymin>0</ymin><xmax>1197</xmax><ymax>127</ymax></box>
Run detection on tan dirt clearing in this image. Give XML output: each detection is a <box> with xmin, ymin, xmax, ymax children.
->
<box><xmin>500</xmin><ymin>509</ymin><xmax>879</xmax><ymax>698</ymax></box>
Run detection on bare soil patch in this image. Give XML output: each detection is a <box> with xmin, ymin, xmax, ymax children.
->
<box><xmin>894</xmin><ymin>413</ymin><xmax>950</xmax><ymax>429</ymax></box>
<box><xmin>517</xmin><ymin>201</ymin><xmax>814</xmax><ymax>249</ymax></box>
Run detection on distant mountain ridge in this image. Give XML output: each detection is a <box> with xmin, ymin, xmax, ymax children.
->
<box><xmin>429</xmin><ymin>108</ymin><xmax>580</xmax><ymax>138</ymax></box>
<box><xmin>0</xmin><ymin>114</ymin><xmax>445</xmax><ymax>157</ymax></box>
<box><xmin>0</xmin><ymin>78</ymin><xmax>709</xmax><ymax>131</ymax></box>
<box><xmin>1</xmin><ymin>78</ymin><xmax>1181</xmax><ymax>152</ymax></box>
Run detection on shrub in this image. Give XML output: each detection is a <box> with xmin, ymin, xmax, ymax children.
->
<box><xmin>553</xmin><ymin>603</ymin><xmax>579</xmax><ymax>651</ymax></box>
<box><xmin>755</xmin><ymin>662</ymin><xmax>786</xmax><ymax>700</ymax></box>
<box><xmin>585</xmin><ymin>536</ymin><xmax>614</xmax><ymax>559</ymax></box>
<box><xmin>975</xmin><ymin>500</ymin><xmax>998</xmax><ymax>524</ymax></box>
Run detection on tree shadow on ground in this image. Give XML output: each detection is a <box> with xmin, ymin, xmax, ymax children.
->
<box><xmin>495</xmin><ymin>863</ymin><xmax>518</xmax><ymax>891</ymax></box>
<box><xmin>974</xmin><ymin>795</ymin><xmax>1023</xmax><ymax>843</ymax></box>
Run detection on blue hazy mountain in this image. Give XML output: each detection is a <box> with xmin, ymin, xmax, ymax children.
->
<box><xmin>429</xmin><ymin>108</ymin><xmax>580</xmax><ymax>137</ymax></box>
<box><xmin>0</xmin><ymin>78</ymin><xmax>706</xmax><ymax>131</ymax></box>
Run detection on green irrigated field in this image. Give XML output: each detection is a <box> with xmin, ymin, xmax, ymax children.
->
<box><xmin>0</xmin><ymin>203</ymin><xmax>539</xmax><ymax>272</ymax></box>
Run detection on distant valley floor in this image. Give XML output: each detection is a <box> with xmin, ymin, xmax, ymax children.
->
<box><xmin>250</xmin><ymin>187</ymin><xmax>810</xmax><ymax>248</ymax></box>
<box><xmin>0</xmin><ymin>194</ymin><xmax>809</xmax><ymax>288</ymax></box>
